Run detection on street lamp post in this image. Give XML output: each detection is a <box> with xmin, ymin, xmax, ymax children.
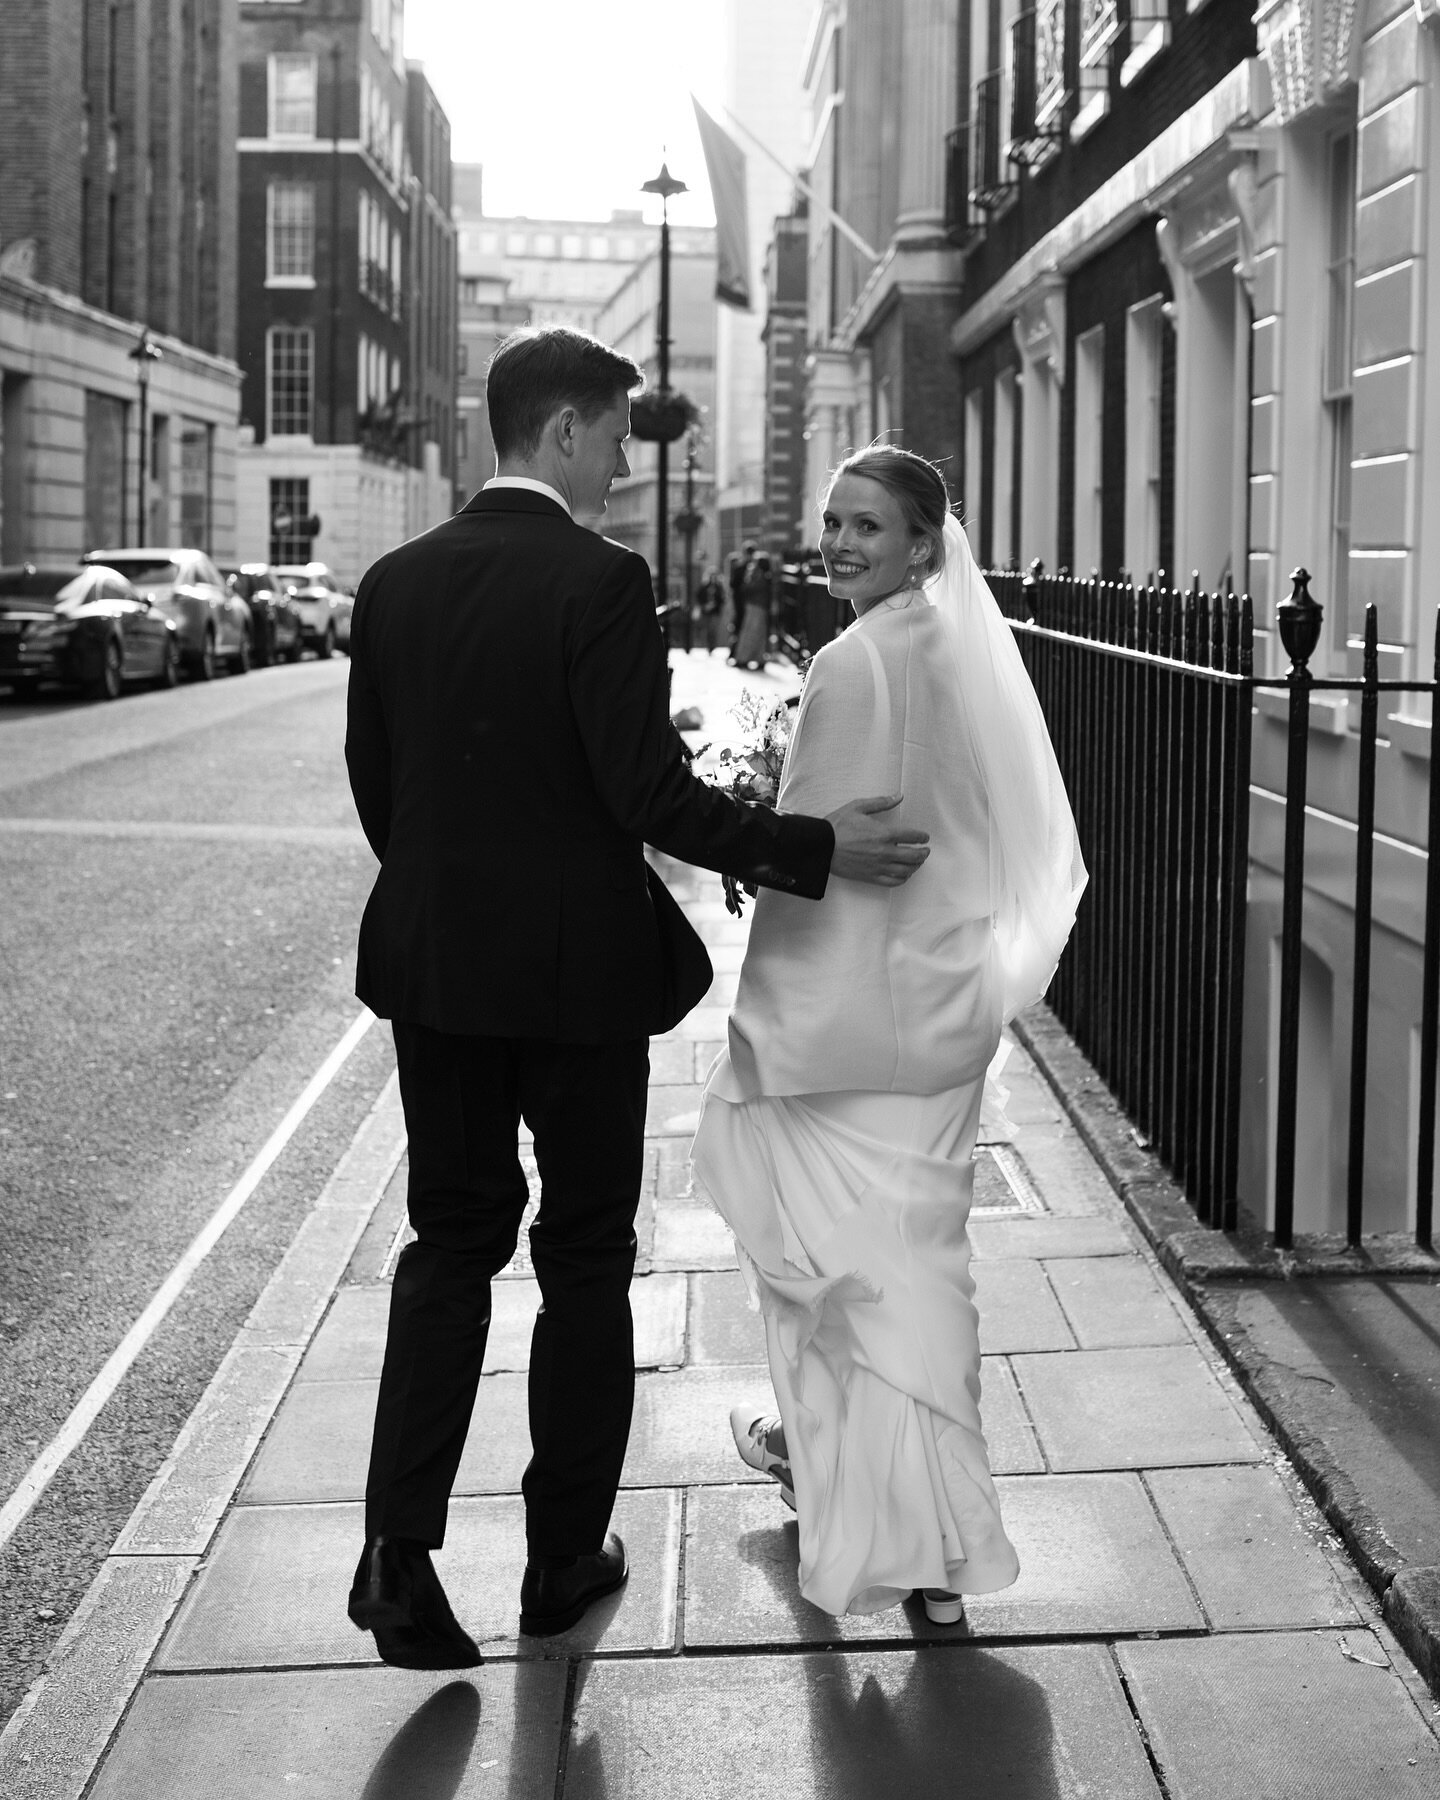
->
<box><xmin>641</xmin><ymin>161</ymin><xmax>686</xmax><ymax>622</ymax></box>
<box><xmin>128</xmin><ymin>331</ymin><xmax>163</xmax><ymax>545</ymax></box>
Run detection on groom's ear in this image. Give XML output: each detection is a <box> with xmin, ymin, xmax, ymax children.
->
<box><xmin>552</xmin><ymin>405</ymin><xmax>581</xmax><ymax>456</ymax></box>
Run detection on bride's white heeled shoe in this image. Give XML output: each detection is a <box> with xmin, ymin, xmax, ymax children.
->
<box><xmin>922</xmin><ymin>1588</ymin><xmax>965</xmax><ymax>1625</ymax></box>
<box><xmin>729</xmin><ymin>1407</ymin><xmax>797</xmax><ymax>1511</ymax></box>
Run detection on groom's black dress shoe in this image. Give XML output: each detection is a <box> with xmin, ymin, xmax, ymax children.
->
<box><xmin>519</xmin><ymin>1532</ymin><xmax>628</xmax><ymax>1636</ymax></box>
<box><xmin>348</xmin><ymin>1535</ymin><xmax>483</xmax><ymax>1670</ymax></box>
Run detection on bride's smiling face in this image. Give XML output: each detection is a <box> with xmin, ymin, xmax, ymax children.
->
<box><xmin>820</xmin><ymin>474</ymin><xmax>927</xmax><ymax>613</ymax></box>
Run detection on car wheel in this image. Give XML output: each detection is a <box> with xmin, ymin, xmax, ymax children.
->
<box><xmin>286</xmin><ymin>636</ymin><xmax>304</xmax><ymax>663</ymax></box>
<box><xmin>319</xmin><ymin>624</ymin><xmax>335</xmax><ymax>660</ymax></box>
<box><xmin>154</xmin><ymin>637</ymin><xmax>178</xmax><ymax>690</ymax></box>
<box><xmin>86</xmin><ymin>637</ymin><xmax>124</xmax><ymax>702</ymax></box>
<box><xmin>253</xmin><ymin>631</ymin><xmax>273</xmax><ymax>669</ymax></box>
<box><xmin>231</xmin><ymin>628</ymin><xmax>252</xmax><ymax>675</ymax></box>
<box><xmin>192</xmin><ymin>629</ymin><xmax>216</xmax><ymax>681</ymax></box>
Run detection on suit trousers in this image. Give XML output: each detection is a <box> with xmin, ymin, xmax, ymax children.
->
<box><xmin>364</xmin><ymin>1022</ymin><xmax>649</xmax><ymax>1556</ymax></box>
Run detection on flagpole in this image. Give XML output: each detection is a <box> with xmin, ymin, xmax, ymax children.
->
<box><xmin>697</xmin><ymin>96</ymin><xmax>882</xmax><ymax>265</ymax></box>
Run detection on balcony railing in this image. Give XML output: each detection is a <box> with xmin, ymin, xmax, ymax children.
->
<box><xmin>989</xmin><ymin>562</ymin><xmax>1440</xmax><ymax>1254</ymax></box>
<box><xmin>943</xmin><ymin>124</ymin><xmax>982</xmax><ymax>246</ymax></box>
<box><xmin>1009</xmin><ymin>6</ymin><xmax>1065</xmax><ymax>164</ymax></box>
<box><xmin>970</xmin><ymin>72</ymin><xmax>1014</xmax><ymax>211</ymax></box>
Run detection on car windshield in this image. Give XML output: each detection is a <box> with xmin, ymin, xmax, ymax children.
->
<box><xmin>103</xmin><ymin>558</ymin><xmax>180</xmax><ymax>587</ymax></box>
<box><xmin>0</xmin><ymin>570</ymin><xmax>86</xmax><ymax>601</ymax></box>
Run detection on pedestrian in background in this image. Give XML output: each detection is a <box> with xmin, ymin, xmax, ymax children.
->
<box><xmin>697</xmin><ymin>564</ymin><xmax>728</xmax><ymax>653</ymax></box>
<box><xmin>731</xmin><ymin>540</ymin><xmax>772</xmax><ymax>672</ymax></box>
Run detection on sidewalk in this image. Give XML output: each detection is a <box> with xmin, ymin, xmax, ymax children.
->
<box><xmin>5</xmin><ymin>650</ymin><xmax>1440</xmax><ymax>1798</ymax></box>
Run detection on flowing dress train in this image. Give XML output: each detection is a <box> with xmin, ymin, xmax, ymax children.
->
<box><xmin>691</xmin><ymin>591</ymin><xmax>1022</xmax><ymax>1616</ymax></box>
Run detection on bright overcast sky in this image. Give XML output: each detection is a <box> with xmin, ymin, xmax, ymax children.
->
<box><xmin>403</xmin><ymin>0</ymin><xmax>724</xmax><ymax>226</ymax></box>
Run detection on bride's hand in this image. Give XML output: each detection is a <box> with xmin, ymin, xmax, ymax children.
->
<box><xmin>826</xmin><ymin>795</ymin><xmax>931</xmax><ymax>886</ymax></box>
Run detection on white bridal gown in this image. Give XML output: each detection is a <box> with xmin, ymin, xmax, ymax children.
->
<box><xmin>691</xmin><ymin>591</ymin><xmax>1022</xmax><ymax>1616</ymax></box>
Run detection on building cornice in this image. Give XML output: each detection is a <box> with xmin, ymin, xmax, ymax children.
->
<box><xmin>239</xmin><ymin>138</ymin><xmax>410</xmax><ymax>209</ymax></box>
<box><xmin>950</xmin><ymin>59</ymin><xmax>1255</xmax><ymax>358</ymax></box>
<box><xmin>0</xmin><ymin>274</ymin><xmax>242</xmax><ymax>386</ymax></box>
<box><xmin>831</xmin><ymin>239</ymin><xmax>965</xmax><ymax>352</ymax></box>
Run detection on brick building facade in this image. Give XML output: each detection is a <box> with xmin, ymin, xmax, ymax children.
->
<box><xmin>0</xmin><ymin>0</ymin><xmax>242</xmax><ymax>562</ymax></box>
<box><xmin>233</xmin><ymin>0</ymin><xmax>454</xmax><ymax>586</ymax></box>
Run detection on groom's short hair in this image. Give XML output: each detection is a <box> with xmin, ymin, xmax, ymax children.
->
<box><xmin>488</xmin><ymin>327</ymin><xmax>643</xmax><ymax>459</ymax></box>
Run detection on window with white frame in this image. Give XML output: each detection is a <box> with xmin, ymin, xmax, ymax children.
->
<box><xmin>1325</xmin><ymin>128</ymin><xmax>1356</xmax><ymax>648</ymax></box>
<box><xmin>267</xmin><ymin>326</ymin><xmax>313</xmax><ymax>436</ymax></box>
<box><xmin>1124</xmin><ymin>298</ymin><xmax>1165</xmax><ymax>581</ymax></box>
<box><xmin>1073</xmin><ymin>325</ymin><xmax>1105</xmax><ymax>575</ymax></box>
<box><xmin>268</xmin><ymin>54</ymin><xmax>317</xmax><ymax>139</ymax></box>
<box><xmin>267</xmin><ymin>182</ymin><xmax>314</xmax><ymax>283</ymax></box>
<box><xmin>994</xmin><ymin>368</ymin><xmax>1017</xmax><ymax>568</ymax></box>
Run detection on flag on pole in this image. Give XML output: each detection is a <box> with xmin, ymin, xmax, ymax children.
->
<box><xmin>692</xmin><ymin>97</ymin><xmax>751</xmax><ymax>310</ymax></box>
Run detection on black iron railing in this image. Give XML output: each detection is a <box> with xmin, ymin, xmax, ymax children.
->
<box><xmin>971</xmin><ymin>73</ymin><xmax>1013</xmax><ymax>210</ymax></box>
<box><xmin>990</xmin><ymin>563</ymin><xmax>1439</xmax><ymax>1252</ymax></box>
<box><xmin>944</xmin><ymin>125</ymin><xmax>976</xmax><ymax>246</ymax></box>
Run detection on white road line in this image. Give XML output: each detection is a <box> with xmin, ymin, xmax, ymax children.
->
<box><xmin>0</xmin><ymin>1006</ymin><xmax>378</xmax><ymax>1555</ymax></box>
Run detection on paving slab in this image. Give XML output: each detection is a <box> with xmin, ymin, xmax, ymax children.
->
<box><xmin>974</xmin><ymin>1259</ymin><xmax>1077</xmax><ymax>1353</ymax></box>
<box><xmin>645</xmin><ymin>1082</ymin><xmax>705</xmax><ymax>1136</ymax></box>
<box><xmin>682</xmin><ymin>1472</ymin><xmax>1200</xmax><ymax>1646</ymax></box>
<box><xmin>564</xmin><ymin>1643</ymin><xmax>1162</xmax><ymax>1799</ymax></box>
<box><xmin>1117</xmin><ymin>1630</ymin><xmax>1440</xmax><ymax>1799</ymax></box>
<box><xmin>970</xmin><ymin>1213</ymin><xmax>1136</xmax><ymax>1260</ymax></box>
<box><xmin>158</xmin><ymin>1487</ymin><xmax>680</xmax><ymax>1670</ymax></box>
<box><xmin>1044</xmin><ymin>1255</ymin><xmax>1191</xmax><ymax>1348</ymax></box>
<box><xmin>687</xmin><ymin>1270</ymin><xmax>767</xmax><ymax>1365</ymax></box>
<box><xmin>651</xmin><ymin>1198</ymin><xmax>740</xmax><ymax>1270</ymax></box>
<box><xmin>297</xmin><ymin>1274</ymin><xmax>686</xmax><ymax>1381</ymax></box>
<box><xmin>979</xmin><ymin>1355</ymin><xmax>1047</xmax><ymax>1473</ymax></box>
<box><xmin>88</xmin><ymin>1663</ymin><xmax>566</xmax><ymax>1800</ymax></box>
<box><xmin>621</xmin><ymin>1364</ymin><xmax>776</xmax><ymax>1488</ymax></box>
<box><xmin>243</xmin><ymin>1373</ymin><xmax>523</xmax><ymax>1502</ymax></box>
<box><xmin>1014</xmin><ymin>1345</ymin><xmax>1263</xmax><ymax>1470</ymax></box>
<box><xmin>647</xmin><ymin>1036</ymin><xmax>697</xmax><ymax>1083</ymax></box>
<box><xmin>1144</xmin><ymin>1464</ymin><xmax>1359</xmax><ymax>1630</ymax></box>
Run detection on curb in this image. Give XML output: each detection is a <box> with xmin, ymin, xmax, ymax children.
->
<box><xmin>0</xmin><ymin>1073</ymin><xmax>406</xmax><ymax>1800</ymax></box>
<box><xmin>1011</xmin><ymin>1002</ymin><xmax>1440</xmax><ymax>1701</ymax></box>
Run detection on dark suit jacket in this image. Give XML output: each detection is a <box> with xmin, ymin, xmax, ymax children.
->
<box><xmin>346</xmin><ymin>488</ymin><xmax>835</xmax><ymax>1041</ymax></box>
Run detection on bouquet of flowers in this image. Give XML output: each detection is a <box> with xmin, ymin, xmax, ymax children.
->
<box><xmin>695</xmin><ymin>689</ymin><xmax>795</xmax><ymax>914</ymax></box>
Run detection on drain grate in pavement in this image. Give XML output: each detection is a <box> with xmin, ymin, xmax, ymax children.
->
<box><xmin>973</xmin><ymin>1144</ymin><xmax>1045</xmax><ymax>1217</ymax></box>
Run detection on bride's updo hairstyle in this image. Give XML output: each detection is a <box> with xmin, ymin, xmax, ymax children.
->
<box><xmin>829</xmin><ymin>443</ymin><xmax>951</xmax><ymax>581</ymax></box>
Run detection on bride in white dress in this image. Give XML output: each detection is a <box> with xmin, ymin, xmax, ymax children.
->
<box><xmin>690</xmin><ymin>445</ymin><xmax>1086</xmax><ymax>1621</ymax></box>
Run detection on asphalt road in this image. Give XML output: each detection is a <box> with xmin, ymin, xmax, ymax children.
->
<box><xmin>0</xmin><ymin>657</ymin><xmax>397</xmax><ymax>1729</ymax></box>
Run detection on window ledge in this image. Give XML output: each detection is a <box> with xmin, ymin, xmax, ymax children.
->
<box><xmin>1069</xmin><ymin>90</ymin><xmax>1111</xmax><ymax>143</ymax></box>
<box><xmin>1121</xmin><ymin>21</ymin><xmax>1169</xmax><ymax>86</ymax></box>
<box><xmin>265</xmin><ymin>276</ymin><xmax>316</xmax><ymax>289</ymax></box>
<box><xmin>1388</xmin><ymin>713</ymin><xmax>1432</xmax><ymax>760</ymax></box>
<box><xmin>1255</xmin><ymin>687</ymin><xmax>1351</xmax><ymax>734</ymax></box>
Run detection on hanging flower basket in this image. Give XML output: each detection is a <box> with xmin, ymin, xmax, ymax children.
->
<box><xmin>629</xmin><ymin>389</ymin><xmax>699</xmax><ymax>443</ymax></box>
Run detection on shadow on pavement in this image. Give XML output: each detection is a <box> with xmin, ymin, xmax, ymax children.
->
<box><xmin>359</xmin><ymin>1679</ymin><xmax>481</xmax><ymax>1800</ymax></box>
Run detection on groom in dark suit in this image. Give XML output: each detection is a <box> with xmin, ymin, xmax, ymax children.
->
<box><xmin>344</xmin><ymin>326</ymin><xmax>930</xmax><ymax>1666</ymax></box>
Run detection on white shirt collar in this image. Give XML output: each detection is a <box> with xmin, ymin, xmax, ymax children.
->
<box><xmin>483</xmin><ymin>475</ymin><xmax>571</xmax><ymax>517</ymax></box>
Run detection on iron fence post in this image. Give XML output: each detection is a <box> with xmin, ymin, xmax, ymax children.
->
<box><xmin>1416</xmin><ymin>607</ymin><xmax>1440</xmax><ymax>1251</ymax></box>
<box><xmin>1346</xmin><ymin>606</ymin><xmax>1379</xmax><ymax>1246</ymax></box>
<box><xmin>1272</xmin><ymin>568</ymin><xmax>1322</xmax><ymax>1250</ymax></box>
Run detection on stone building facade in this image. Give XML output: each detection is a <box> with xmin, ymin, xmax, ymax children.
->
<box><xmin>0</xmin><ymin>0</ymin><xmax>242</xmax><ymax>562</ymax></box>
<box><xmin>781</xmin><ymin>0</ymin><xmax>1440</xmax><ymax>1236</ymax></box>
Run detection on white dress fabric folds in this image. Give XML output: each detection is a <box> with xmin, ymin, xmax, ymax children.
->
<box><xmin>692</xmin><ymin>519</ymin><xmax>1085</xmax><ymax>1618</ymax></box>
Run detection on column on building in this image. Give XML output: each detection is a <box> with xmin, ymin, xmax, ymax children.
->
<box><xmin>1011</xmin><ymin>274</ymin><xmax>1065</xmax><ymax>574</ymax></box>
<box><xmin>1156</xmin><ymin>165</ymin><xmax>1253</xmax><ymax>594</ymax></box>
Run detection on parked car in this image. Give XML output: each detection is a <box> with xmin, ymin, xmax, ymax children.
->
<box><xmin>82</xmin><ymin>546</ymin><xmax>251</xmax><ymax>679</ymax></box>
<box><xmin>218</xmin><ymin>562</ymin><xmax>303</xmax><ymax>666</ymax></box>
<box><xmin>0</xmin><ymin>563</ymin><xmax>180</xmax><ymax>699</ymax></box>
<box><xmin>273</xmin><ymin>563</ymin><xmax>353</xmax><ymax>658</ymax></box>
